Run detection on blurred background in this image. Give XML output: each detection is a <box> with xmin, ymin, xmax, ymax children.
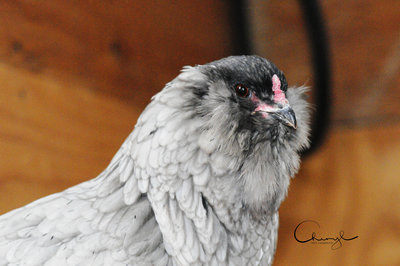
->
<box><xmin>0</xmin><ymin>1</ymin><xmax>399</xmax><ymax>265</ymax></box>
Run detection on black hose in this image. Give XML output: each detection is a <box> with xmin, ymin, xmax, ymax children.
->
<box><xmin>229</xmin><ymin>0</ymin><xmax>253</xmax><ymax>55</ymax></box>
<box><xmin>298</xmin><ymin>0</ymin><xmax>331</xmax><ymax>156</ymax></box>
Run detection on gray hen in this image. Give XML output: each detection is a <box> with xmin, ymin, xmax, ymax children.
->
<box><xmin>0</xmin><ymin>55</ymin><xmax>310</xmax><ymax>265</ymax></box>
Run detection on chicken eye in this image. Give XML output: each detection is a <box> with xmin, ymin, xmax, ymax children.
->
<box><xmin>235</xmin><ymin>84</ymin><xmax>250</xmax><ymax>98</ymax></box>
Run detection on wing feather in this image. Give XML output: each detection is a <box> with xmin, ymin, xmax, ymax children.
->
<box><xmin>0</xmin><ymin>130</ymin><xmax>165</xmax><ymax>265</ymax></box>
<box><xmin>0</xmin><ymin>69</ymin><xmax>230</xmax><ymax>265</ymax></box>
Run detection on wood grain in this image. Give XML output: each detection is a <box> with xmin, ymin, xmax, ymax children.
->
<box><xmin>275</xmin><ymin>125</ymin><xmax>400</xmax><ymax>266</ymax></box>
<box><xmin>250</xmin><ymin>0</ymin><xmax>400</xmax><ymax>125</ymax></box>
<box><xmin>0</xmin><ymin>62</ymin><xmax>141</xmax><ymax>213</ymax></box>
<box><xmin>0</xmin><ymin>0</ymin><xmax>233</xmax><ymax>109</ymax></box>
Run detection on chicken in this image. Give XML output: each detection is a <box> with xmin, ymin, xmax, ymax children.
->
<box><xmin>0</xmin><ymin>55</ymin><xmax>310</xmax><ymax>265</ymax></box>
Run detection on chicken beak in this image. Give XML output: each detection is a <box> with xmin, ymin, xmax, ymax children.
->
<box><xmin>270</xmin><ymin>106</ymin><xmax>297</xmax><ymax>129</ymax></box>
<box><xmin>252</xmin><ymin>96</ymin><xmax>297</xmax><ymax>129</ymax></box>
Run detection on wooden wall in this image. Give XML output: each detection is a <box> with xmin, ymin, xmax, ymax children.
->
<box><xmin>0</xmin><ymin>1</ymin><xmax>235</xmax><ymax>107</ymax></box>
<box><xmin>1</xmin><ymin>1</ymin><xmax>399</xmax><ymax>265</ymax></box>
<box><xmin>250</xmin><ymin>0</ymin><xmax>400</xmax><ymax>125</ymax></box>
<box><xmin>275</xmin><ymin>126</ymin><xmax>400</xmax><ymax>266</ymax></box>
<box><xmin>0</xmin><ymin>0</ymin><xmax>233</xmax><ymax>211</ymax></box>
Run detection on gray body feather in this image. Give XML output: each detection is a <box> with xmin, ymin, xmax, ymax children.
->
<box><xmin>0</xmin><ymin>56</ymin><xmax>310</xmax><ymax>265</ymax></box>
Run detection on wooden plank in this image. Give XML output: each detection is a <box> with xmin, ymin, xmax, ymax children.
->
<box><xmin>0</xmin><ymin>62</ymin><xmax>140</xmax><ymax>213</ymax></box>
<box><xmin>0</xmin><ymin>0</ymin><xmax>233</xmax><ymax>109</ymax></box>
<box><xmin>249</xmin><ymin>0</ymin><xmax>400</xmax><ymax>125</ymax></box>
<box><xmin>274</xmin><ymin>125</ymin><xmax>400</xmax><ymax>265</ymax></box>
